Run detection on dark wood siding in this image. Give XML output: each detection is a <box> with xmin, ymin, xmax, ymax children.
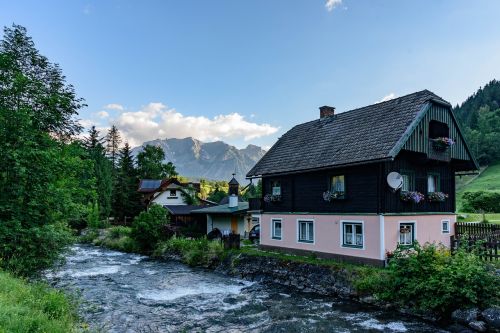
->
<box><xmin>262</xmin><ymin>164</ymin><xmax>379</xmax><ymax>213</ymax></box>
<box><xmin>261</xmin><ymin>152</ymin><xmax>455</xmax><ymax>214</ymax></box>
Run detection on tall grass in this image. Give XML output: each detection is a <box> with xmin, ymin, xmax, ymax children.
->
<box><xmin>154</xmin><ymin>236</ymin><xmax>225</xmax><ymax>267</ymax></box>
<box><xmin>0</xmin><ymin>270</ymin><xmax>81</xmax><ymax>332</ymax></box>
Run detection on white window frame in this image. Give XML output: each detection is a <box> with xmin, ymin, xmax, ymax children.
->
<box><xmin>441</xmin><ymin>219</ymin><xmax>450</xmax><ymax>234</ymax></box>
<box><xmin>297</xmin><ymin>219</ymin><xmax>314</xmax><ymax>244</ymax></box>
<box><xmin>340</xmin><ymin>220</ymin><xmax>365</xmax><ymax>250</ymax></box>
<box><xmin>271</xmin><ymin>218</ymin><xmax>282</xmax><ymax>241</ymax></box>
<box><xmin>398</xmin><ymin>221</ymin><xmax>417</xmax><ymax>246</ymax></box>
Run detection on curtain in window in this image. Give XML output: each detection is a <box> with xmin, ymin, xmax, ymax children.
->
<box><xmin>273</xmin><ymin>221</ymin><xmax>282</xmax><ymax>238</ymax></box>
<box><xmin>402</xmin><ymin>174</ymin><xmax>410</xmax><ymax>191</ymax></box>
<box><xmin>332</xmin><ymin>175</ymin><xmax>345</xmax><ymax>192</ymax></box>
<box><xmin>428</xmin><ymin>175</ymin><xmax>436</xmax><ymax>193</ymax></box>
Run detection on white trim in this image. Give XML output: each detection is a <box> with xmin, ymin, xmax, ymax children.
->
<box><xmin>340</xmin><ymin>220</ymin><xmax>365</xmax><ymax>250</ymax></box>
<box><xmin>398</xmin><ymin>220</ymin><xmax>417</xmax><ymax>245</ymax></box>
<box><xmin>296</xmin><ymin>219</ymin><xmax>315</xmax><ymax>244</ymax></box>
<box><xmin>441</xmin><ymin>219</ymin><xmax>451</xmax><ymax>234</ymax></box>
<box><xmin>379</xmin><ymin>215</ymin><xmax>385</xmax><ymax>260</ymax></box>
<box><xmin>271</xmin><ymin>218</ymin><xmax>283</xmax><ymax>241</ymax></box>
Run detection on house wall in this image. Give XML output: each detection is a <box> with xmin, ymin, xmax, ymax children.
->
<box><xmin>206</xmin><ymin>214</ymin><xmax>246</xmax><ymax>235</ymax></box>
<box><xmin>383</xmin><ymin>214</ymin><xmax>455</xmax><ymax>253</ymax></box>
<box><xmin>152</xmin><ymin>190</ymin><xmax>186</xmax><ymax>206</ymax></box>
<box><xmin>259</xmin><ymin>213</ymin><xmax>455</xmax><ymax>265</ymax></box>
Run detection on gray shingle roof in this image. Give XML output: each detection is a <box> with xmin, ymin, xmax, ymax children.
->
<box><xmin>247</xmin><ymin>90</ymin><xmax>450</xmax><ymax>177</ymax></box>
<box><xmin>191</xmin><ymin>202</ymin><xmax>249</xmax><ymax>215</ymax></box>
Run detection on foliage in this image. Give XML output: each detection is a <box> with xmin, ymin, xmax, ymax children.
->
<box><xmin>427</xmin><ymin>191</ymin><xmax>449</xmax><ymax>202</ymax></box>
<box><xmin>136</xmin><ymin>145</ymin><xmax>177</xmax><ymax>179</ymax></box>
<box><xmin>0</xmin><ymin>270</ymin><xmax>81</xmax><ymax>333</ymax></box>
<box><xmin>462</xmin><ymin>191</ymin><xmax>500</xmax><ymax>213</ymax></box>
<box><xmin>95</xmin><ymin>226</ymin><xmax>138</xmax><ymax>253</ymax></box>
<box><xmin>131</xmin><ymin>204</ymin><xmax>169</xmax><ymax>252</ymax></box>
<box><xmin>376</xmin><ymin>243</ymin><xmax>499</xmax><ymax>315</ymax></box>
<box><xmin>241</xmin><ymin>180</ymin><xmax>262</xmax><ymax>200</ymax></box>
<box><xmin>456</xmin><ymin>163</ymin><xmax>500</xmax><ymax>211</ymax></box>
<box><xmin>154</xmin><ymin>236</ymin><xmax>225</xmax><ymax>267</ymax></box>
<box><xmin>113</xmin><ymin>142</ymin><xmax>142</xmax><ymax>222</ymax></box>
<box><xmin>199</xmin><ymin>179</ymin><xmax>228</xmax><ymax>201</ymax></box>
<box><xmin>181</xmin><ymin>185</ymin><xmax>200</xmax><ymax>205</ymax></box>
<box><xmin>453</xmin><ymin>80</ymin><xmax>500</xmax><ymax>165</ymax></box>
<box><xmin>0</xmin><ymin>25</ymin><xmax>93</xmax><ymax>276</ymax></box>
<box><xmin>83</xmin><ymin>126</ymin><xmax>113</xmax><ymax>218</ymax></box>
<box><xmin>106</xmin><ymin>125</ymin><xmax>122</xmax><ymax>171</ymax></box>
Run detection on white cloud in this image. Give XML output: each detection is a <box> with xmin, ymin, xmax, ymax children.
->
<box><xmin>79</xmin><ymin>119</ymin><xmax>94</xmax><ymax>128</ymax></box>
<box><xmin>113</xmin><ymin>102</ymin><xmax>279</xmax><ymax>147</ymax></box>
<box><xmin>325</xmin><ymin>0</ymin><xmax>342</xmax><ymax>11</ymax></box>
<box><xmin>380</xmin><ymin>93</ymin><xmax>396</xmax><ymax>102</ymax></box>
<box><xmin>104</xmin><ymin>103</ymin><xmax>124</xmax><ymax>111</ymax></box>
<box><xmin>97</xmin><ymin>111</ymin><xmax>109</xmax><ymax>118</ymax></box>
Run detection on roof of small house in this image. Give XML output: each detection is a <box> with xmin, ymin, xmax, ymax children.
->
<box><xmin>247</xmin><ymin>90</ymin><xmax>453</xmax><ymax>177</ymax></box>
<box><xmin>191</xmin><ymin>202</ymin><xmax>249</xmax><ymax>215</ymax></box>
<box><xmin>163</xmin><ymin>205</ymin><xmax>207</xmax><ymax>215</ymax></box>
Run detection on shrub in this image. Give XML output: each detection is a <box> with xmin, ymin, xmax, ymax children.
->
<box><xmin>155</xmin><ymin>236</ymin><xmax>225</xmax><ymax>267</ymax></box>
<box><xmin>462</xmin><ymin>191</ymin><xmax>500</xmax><ymax>213</ymax></box>
<box><xmin>377</xmin><ymin>242</ymin><xmax>499</xmax><ymax>315</ymax></box>
<box><xmin>108</xmin><ymin>226</ymin><xmax>132</xmax><ymax>239</ymax></box>
<box><xmin>131</xmin><ymin>204</ymin><xmax>169</xmax><ymax>252</ymax></box>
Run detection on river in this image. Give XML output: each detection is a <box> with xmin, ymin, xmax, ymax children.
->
<box><xmin>45</xmin><ymin>244</ymin><xmax>446</xmax><ymax>332</ymax></box>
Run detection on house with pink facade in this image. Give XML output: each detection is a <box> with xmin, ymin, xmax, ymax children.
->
<box><xmin>246</xmin><ymin>90</ymin><xmax>478</xmax><ymax>266</ymax></box>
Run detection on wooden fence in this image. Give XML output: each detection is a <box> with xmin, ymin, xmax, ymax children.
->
<box><xmin>452</xmin><ymin>222</ymin><xmax>500</xmax><ymax>261</ymax></box>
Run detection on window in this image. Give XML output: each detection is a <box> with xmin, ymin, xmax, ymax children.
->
<box><xmin>298</xmin><ymin>220</ymin><xmax>314</xmax><ymax>243</ymax></box>
<box><xmin>399</xmin><ymin>223</ymin><xmax>415</xmax><ymax>246</ymax></box>
<box><xmin>342</xmin><ymin>222</ymin><xmax>363</xmax><ymax>248</ymax></box>
<box><xmin>427</xmin><ymin>173</ymin><xmax>440</xmax><ymax>193</ymax></box>
<box><xmin>251</xmin><ymin>216</ymin><xmax>260</xmax><ymax>226</ymax></box>
<box><xmin>441</xmin><ymin>220</ymin><xmax>450</xmax><ymax>234</ymax></box>
<box><xmin>271</xmin><ymin>181</ymin><xmax>281</xmax><ymax>196</ymax></box>
<box><xmin>401</xmin><ymin>171</ymin><xmax>414</xmax><ymax>192</ymax></box>
<box><xmin>272</xmin><ymin>219</ymin><xmax>282</xmax><ymax>240</ymax></box>
<box><xmin>331</xmin><ymin>175</ymin><xmax>345</xmax><ymax>198</ymax></box>
<box><xmin>170</xmin><ymin>189</ymin><xmax>177</xmax><ymax>196</ymax></box>
<box><xmin>429</xmin><ymin>120</ymin><xmax>449</xmax><ymax>139</ymax></box>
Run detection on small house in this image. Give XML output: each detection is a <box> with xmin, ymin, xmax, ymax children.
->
<box><xmin>246</xmin><ymin>90</ymin><xmax>478</xmax><ymax>266</ymax></box>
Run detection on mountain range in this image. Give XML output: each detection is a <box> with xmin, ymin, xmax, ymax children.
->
<box><xmin>131</xmin><ymin>137</ymin><xmax>266</xmax><ymax>183</ymax></box>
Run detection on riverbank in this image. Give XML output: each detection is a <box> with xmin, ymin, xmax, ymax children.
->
<box><xmin>81</xmin><ymin>228</ymin><xmax>500</xmax><ymax>332</ymax></box>
<box><xmin>0</xmin><ymin>270</ymin><xmax>83</xmax><ymax>333</ymax></box>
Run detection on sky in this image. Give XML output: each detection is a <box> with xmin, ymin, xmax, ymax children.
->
<box><xmin>2</xmin><ymin>0</ymin><xmax>500</xmax><ymax>149</ymax></box>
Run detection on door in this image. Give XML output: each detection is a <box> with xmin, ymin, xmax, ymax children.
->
<box><xmin>231</xmin><ymin>216</ymin><xmax>238</xmax><ymax>233</ymax></box>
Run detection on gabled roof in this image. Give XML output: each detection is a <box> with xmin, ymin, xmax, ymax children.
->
<box><xmin>163</xmin><ymin>205</ymin><xmax>207</xmax><ymax>215</ymax></box>
<box><xmin>247</xmin><ymin>90</ymin><xmax>454</xmax><ymax>177</ymax></box>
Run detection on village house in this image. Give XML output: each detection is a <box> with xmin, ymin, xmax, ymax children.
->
<box><xmin>193</xmin><ymin>175</ymin><xmax>256</xmax><ymax>237</ymax></box>
<box><xmin>138</xmin><ymin>178</ymin><xmax>214</xmax><ymax>235</ymax></box>
<box><xmin>246</xmin><ymin>90</ymin><xmax>478</xmax><ymax>266</ymax></box>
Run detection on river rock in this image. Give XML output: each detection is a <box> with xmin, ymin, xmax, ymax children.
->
<box><xmin>468</xmin><ymin>321</ymin><xmax>487</xmax><ymax>332</ymax></box>
<box><xmin>452</xmin><ymin>308</ymin><xmax>479</xmax><ymax>325</ymax></box>
<box><xmin>447</xmin><ymin>323</ymin><xmax>476</xmax><ymax>333</ymax></box>
<box><xmin>481</xmin><ymin>307</ymin><xmax>500</xmax><ymax>329</ymax></box>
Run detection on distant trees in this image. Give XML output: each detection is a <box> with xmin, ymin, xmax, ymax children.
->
<box><xmin>462</xmin><ymin>191</ymin><xmax>500</xmax><ymax>214</ymax></box>
<box><xmin>454</xmin><ymin>80</ymin><xmax>500</xmax><ymax>165</ymax></box>
<box><xmin>113</xmin><ymin>143</ymin><xmax>142</xmax><ymax>222</ymax></box>
<box><xmin>136</xmin><ymin>145</ymin><xmax>178</xmax><ymax>179</ymax></box>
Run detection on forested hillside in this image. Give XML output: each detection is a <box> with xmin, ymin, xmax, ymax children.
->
<box><xmin>453</xmin><ymin>80</ymin><xmax>500</xmax><ymax>165</ymax></box>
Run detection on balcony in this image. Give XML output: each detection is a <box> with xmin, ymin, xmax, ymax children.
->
<box><xmin>428</xmin><ymin>141</ymin><xmax>451</xmax><ymax>162</ymax></box>
<box><xmin>248</xmin><ymin>197</ymin><xmax>263</xmax><ymax>211</ymax></box>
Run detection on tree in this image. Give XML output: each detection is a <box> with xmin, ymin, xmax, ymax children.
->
<box><xmin>136</xmin><ymin>145</ymin><xmax>178</xmax><ymax>179</ymax></box>
<box><xmin>113</xmin><ymin>142</ymin><xmax>142</xmax><ymax>222</ymax></box>
<box><xmin>84</xmin><ymin>126</ymin><xmax>113</xmax><ymax>218</ymax></box>
<box><xmin>131</xmin><ymin>204</ymin><xmax>169</xmax><ymax>253</ymax></box>
<box><xmin>106</xmin><ymin>125</ymin><xmax>122</xmax><ymax>171</ymax></box>
<box><xmin>0</xmin><ymin>25</ymin><xmax>93</xmax><ymax>275</ymax></box>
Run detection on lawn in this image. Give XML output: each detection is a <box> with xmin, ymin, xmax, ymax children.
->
<box><xmin>456</xmin><ymin>213</ymin><xmax>500</xmax><ymax>224</ymax></box>
<box><xmin>455</xmin><ymin>163</ymin><xmax>500</xmax><ymax>212</ymax></box>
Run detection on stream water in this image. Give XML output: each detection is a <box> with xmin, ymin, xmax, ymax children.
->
<box><xmin>45</xmin><ymin>244</ymin><xmax>446</xmax><ymax>332</ymax></box>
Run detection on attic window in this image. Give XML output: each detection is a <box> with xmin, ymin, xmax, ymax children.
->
<box><xmin>429</xmin><ymin>120</ymin><xmax>449</xmax><ymax>139</ymax></box>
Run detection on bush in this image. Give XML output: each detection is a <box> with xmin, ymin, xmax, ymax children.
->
<box><xmin>0</xmin><ymin>270</ymin><xmax>80</xmax><ymax>332</ymax></box>
<box><xmin>377</xmin><ymin>242</ymin><xmax>499</xmax><ymax>315</ymax></box>
<box><xmin>462</xmin><ymin>191</ymin><xmax>500</xmax><ymax>213</ymax></box>
<box><xmin>131</xmin><ymin>204</ymin><xmax>169</xmax><ymax>252</ymax></box>
<box><xmin>155</xmin><ymin>236</ymin><xmax>225</xmax><ymax>267</ymax></box>
<box><xmin>108</xmin><ymin>226</ymin><xmax>132</xmax><ymax>239</ymax></box>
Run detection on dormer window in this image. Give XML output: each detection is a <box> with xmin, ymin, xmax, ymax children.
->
<box><xmin>429</xmin><ymin>120</ymin><xmax>449</xmax><ymax>139</ymax></box>
<box><xmin>169</xmin><ymin>189</ymin><xmax>177</xmax><ymax>197</ymax></box>
<box><xmin>271</xmin><ymin>181</ymin><xmax>281</xmax><ymax>196</ymax></box>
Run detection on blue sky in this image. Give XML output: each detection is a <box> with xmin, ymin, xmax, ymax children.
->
<box><xmin>2</xmin><ymin>0</ymin><xmax>500</xmax><ymax>149</ymax></box>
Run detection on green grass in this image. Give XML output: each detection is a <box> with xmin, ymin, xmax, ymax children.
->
<box><xmin>457</xmin><ymin>213</ymin><xmax>500</xmax><ymax>224</ymax></box>
<box><xmin>456</xmin><ymin>163</ymin><xmax>500</xmax><ymax>211</ymax></box>
<box><xmin>0</xmin><ymin>270</ymin><xmax>82</xmax><ymax>333</ymax></box>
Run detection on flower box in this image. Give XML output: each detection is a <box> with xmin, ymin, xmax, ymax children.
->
<box><xmin>431</xmin><ymin>137</ymin><xmax>455</xmax><ymax>151</ymax></box>
<box><xmin>400</xmin><ymin>191</ymin><xmax>425</xmax><ymax>204</ymax></box>
<box><xmin>264</xmin><ymin>194</ymin><xmax>281</xmax><ymax>203</ymax></box>
<box><xmin>427</xmin><ymin>191</ymin><xmax>449</xmax><ymax>202</ymax></box>
<box><xmin>323</xmin><ymin>190</ymin><xmax>345</xmax><ymax>202</ymax></box>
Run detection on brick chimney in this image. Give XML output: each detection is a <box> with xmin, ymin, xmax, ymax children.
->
<box><xmin>319</xmin><ymin>105</ymin><xmax>335</xmax><ymax>118</ymax></box>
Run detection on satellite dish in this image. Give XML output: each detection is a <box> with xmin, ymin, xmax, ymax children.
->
<box><xmin>387</xmin><ymin>172</ymin><xmax>403</xmax><ymax>192</ymax></box>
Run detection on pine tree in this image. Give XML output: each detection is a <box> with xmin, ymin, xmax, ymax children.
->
<box><xmin>106</xmin><ymin>125</ymin><xmax>122</xmax><ymax>170</ymax></box>
<box><xmin>113</xmin><ymin>142</ymin><xmax>142</xmax><ymax>222</ymax></box>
